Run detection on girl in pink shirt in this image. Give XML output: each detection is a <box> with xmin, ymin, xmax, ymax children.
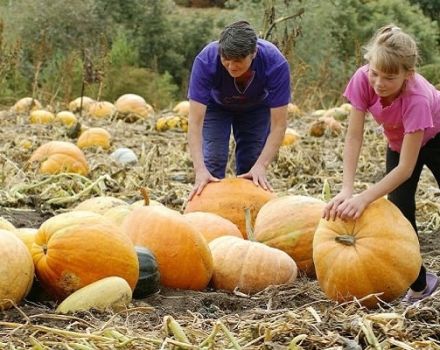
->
<box><xmin>323</xmin><ymin>24</ymin><xmax>440</xmax><ymax>303</ymax></box>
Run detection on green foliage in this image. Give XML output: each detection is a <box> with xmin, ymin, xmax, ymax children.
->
<box><xmin>102</xmin><ymin>66</ymin><xmax>179</xmax><ymax>110</ymax></box>
<box><xmin>418</xmin><ymin>63</ymin><xmax>440</xmax><ymax>86</ymax></box>
<box><xmin>110</xmin><ymin>29</ymin><xmax>140</xmax><ymax>68</ymax></box>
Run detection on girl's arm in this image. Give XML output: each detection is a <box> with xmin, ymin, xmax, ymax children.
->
<box><xmin>323</xmin><ymin>108</ymin><xmax>366</xmax><ymax>220</ymax></box>
<box><xmin>336</xmin><ymin>129</ymin><xmax>424</xmax><ymax>220</ymax></box>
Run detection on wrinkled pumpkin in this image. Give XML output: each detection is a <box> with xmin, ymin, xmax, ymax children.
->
<box><xmin>184</xmin><ymin>178</ymin><xmax>276</xmax><ymax>239</ymax></box>
<box><xmin>29</xmin><ymin>141</ymin><xmax>89</xmax><ymax>175</ymax></box>
<box><xmin>0</xmin><ymin>230</ymin><xmax>34</xmax><ymax>310</ymax></box>
<box><xmin>254</xmin><ymin>195</ymin><xmax>325</xmax><ymax>277</ymax></box>
<box><xmin>32</xmin><ymin>211</ymin><xmax>139</xmax><ymax>301</ymax></box>
<box><xmin>122</xmin><ymin>206</ymin><xmax>213</xmax><ymax>290</ymax></box>
<box><xmin>313</xmin><ymin>197</ymin><xmax>422</xmax><ymax>308</ymax></box>
<box><xmin>209</xmin><ymin>235</ymin><xmax>297</xmax><ymax>294</ymax></box>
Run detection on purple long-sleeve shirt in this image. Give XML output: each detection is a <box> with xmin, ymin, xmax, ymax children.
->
<box><xmin>188</xmin><ymin>39</ymin><xmax>291</xmax><ymax>111</ymax></box>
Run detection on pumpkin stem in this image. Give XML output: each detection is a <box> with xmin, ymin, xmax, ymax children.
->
<box><xmin>139</xmin><ymin>187</ymin><xmax>150</xmax><ymax>206</ymax></box>
<box><xmin>245</xmin><ymin>207</ymin><xmax>255</xmax><ymax>241</ymax></box>
<box><xmin>335</xmin><ymin>234</ymin><xmax>356</xmax><ymax>246</ymax></box>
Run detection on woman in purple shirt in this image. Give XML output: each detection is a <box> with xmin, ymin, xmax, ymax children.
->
<box><xmin>323</xmin><ymin>24</ymin><xmax>440</xmax><ymax>303</ymax></box>
<box><xmin>187</xmin><ymin>21</ymin><xmax>291</xmax><ymax>199</ymax></box>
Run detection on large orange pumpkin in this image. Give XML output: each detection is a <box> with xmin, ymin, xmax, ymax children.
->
<box><xmin>0</xmin><ymin>230</ymin><xmax>34</xmax><ymax>310</ymax></box>
<box><xmin>114</xmin><ymin>94</ymin><xmax>154</xmax><ymax>122</ymax></box>
<box><xmin>183</xmin><ymin>211</ymin><xmax>243</xmax><ymax>242</ymax></box>
<box><xmin>254</xmin><ymin>195</ymin><xmax>325</xmax><ymax>277</ymax></box>
<box><xmin>32</xmin><ymin>211</ymin><xmax>139</xmax><ymax>300</ymax></box>
<box><xmin>29</xmin><ymin>141</ymin><xmax>89</xmax><ymax>175</ymax></box>
<box><xmin>122</xmin><ymin>206</ymin><xmax>213</xmax><ymax>290</ymax></box>
<box><xmin>184</xmin><ymin>178</ymin><xmax>276</xmax><ymax>239</ymax></box>
<box><xmin>209</xmin><ymin>235</ymin><xmax>297</xmax><ymax>294</ymax></box>
<box><xmin>313</xmin><ymin>197</ymin><xmax>422</xmax><ymax>308</ymax></box>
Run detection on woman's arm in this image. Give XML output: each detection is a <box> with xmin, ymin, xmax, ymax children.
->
<box><xmin>239</xmin><ymin>105</ymin><xmax>287</xmax><ymax>190</ymax></box>
<box><xmin>187</xmin><ymin>100</ymin><xmax>219</xmax><ymax>200</ymax></box>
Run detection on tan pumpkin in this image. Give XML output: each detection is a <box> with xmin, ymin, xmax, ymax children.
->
<box><xmin>254</xmin><ymin>195</ymin><xmax>325</xmax><ymax>277</ymax></box>
<box><xmin>13</xmin><ymin>228</ymin><xmax>38</xmax><ymax>253</ymax></box>
<box><xmin>10</xmin><ymin>97</ymin><xmax>42</xmax><ymax>114</ymax></box>
<box><xmin>29</xmin><ymin>141</ymin><xmax>89</xmax><ymax>175</ymax></box>
<box><xmin>87</xmin><ymin>101</ymin><xmax>115</xmax><ymax>119</ymax></box>
<box><xmin>287</xmin><ymin>103</ymin><xmax>302</xmax><ymax>117</ymax></box>
<box><xmin>0</xmin><ymin>217</ymin><xmax>15</xmax><ymax>231</ymax></box>
<box><xmin>122</xmin><ymin>206</ymin><xmax>213</xmax><ymax>290</ymax></box>
<box><xmin>313</xmin><ymin>197</ymin><xmax>422</xmax><ymax>308</ymax></box>
<box><xmin>32</xmin><ymin>211</ymin><xmax>139</xmax><ymax>300</ymax></box>
<box><xmin>184</xmin><ymin>178</ymin><xmax>276</xmax><ymax>239</ymax></box>
<box><xmin>114</xmin><ymin>94</ymin><xmax>154</xmax><ymax>122</ymax></box>
<box><xmin>183</xmin><ymin>212</ymin><xmax>243</xmax><ymax>242</ymax></box>
<box><xmin>0</xmin><ymin>230</ymin><xmax>34</xmax><ymax>310</ymax></box>
<box><xmin>172</xmin><ymin>100</ymin><xmax>190</xmax><ymax>116</ymax></box>
<box><xmin>55</xmin><ymin>111</ymin><xmax>78</xmax><ymax>127</ymax></box>
<box><xmin>77</xmin><ymin>127</ymin><xmax>111</xmax><ymax>150</ymax></box>
<box><xmin>209</xmin><ymin>235</ymin><xmax>297</xmax><ymax>294</ymax></box>
<box><xmin>73</xmin><ymin>196</ymin><xmax>128</xmax><ymax>215</ymax></box>
<box><xmin>68</xmin><ymin>96</ymin><xmax>94</xmax><ymax>113</ymax></box>
<box><xmin>29</xmin><ymin>109</ymin><xmax>55</xmax><ymax>124</ymax></box>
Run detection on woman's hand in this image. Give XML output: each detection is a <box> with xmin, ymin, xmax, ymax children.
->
<box><xmin>334</xmin><ymin>194</ymin><xmax>369</xmax><ymax>221</ymax></box>
<box><xmin>238</xmin><ymin>163</ymin><xmax>273</xmax><ymax>191</ymax></box>
<box><xmin>188</xmin><ymin>169</ymin><xmax>219</xmax><ymax>200</ymax></box>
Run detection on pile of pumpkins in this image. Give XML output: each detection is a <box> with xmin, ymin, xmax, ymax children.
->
<box><xmin>1</xmin><ymin>178</ymin><xmax>422</xmax><ymax>312</ymax></box>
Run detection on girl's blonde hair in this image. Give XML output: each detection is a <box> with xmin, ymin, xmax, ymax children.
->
<box><xmin>364</xmin><ymin>24</ymin><xmax>419</xmax><ymax>74</ymax></box>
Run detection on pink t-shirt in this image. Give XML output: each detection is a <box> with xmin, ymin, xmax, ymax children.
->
<box><xmin>344</xmin><ymin>64</ymin><xmax>440</xmax><ymax>152</ymax></box>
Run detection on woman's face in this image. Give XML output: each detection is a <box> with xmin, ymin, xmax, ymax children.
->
<box><xmin>368</xmin><ymin>65</ymin><xmax>411</xmax><ymax>102</ymax></box>
<box><xmin>220</xmin><ymin>53</ymin><xmax>255</xmax><ymax>78</ymax></box>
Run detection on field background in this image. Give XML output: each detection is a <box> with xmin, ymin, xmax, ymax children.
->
<box><xmin>0</xmin><ymin>0</ymin><xmax>440</xmax><ymax>349</ymax></box>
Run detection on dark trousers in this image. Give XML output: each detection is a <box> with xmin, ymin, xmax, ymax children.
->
<box><xmin>386</xmin><ymin>133</ymin><xmax>440</xmax><ymax>291</ymax></box>
<box><xmin>202</xmin><ymin>104</ymin><xmax>270</xmax><ymax>178</ymax></box>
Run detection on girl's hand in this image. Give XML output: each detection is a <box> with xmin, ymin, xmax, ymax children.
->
<box><xmin>322</xmin><ymin>190</ymin><xmax>353</xmax><ymax>221</ymax></box>
<box><xmin>188</xmin><ymin>169</ymin><xmax>219</xmax><ymax>200</ymax></box>
<box><xmin>335</xmin><ymin>194</ymin><xmax>369</xmax><ymax>221</ymax></box>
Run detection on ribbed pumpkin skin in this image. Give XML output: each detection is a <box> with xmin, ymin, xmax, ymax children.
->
<box><xmin>32</xmin><ymin>211</ymin><xmax>139</xmax><ymax>301</ymax></box>
<box><xmin>73</xmin><ymin>196</ymin><xmax>128</xmax><ymax>215</ymax></box>
<box><xmin>313</xmin><ymin>197</ymin><xmax>422</xmax><ymax>309</ymax></box>
<box><xmin>254</xmin><ymin>195</ymin><xmax>325</xmax><ymax>277</ymax></box>
<box><xmin>184</xmin><ymin>178</ymin><xmax>276</xmax><ymax>239</ymax></box>
<box><xmin>29</xmin><ymin>141</ymin><xmax>89</xmax><ymax>175</ymax></box>
<box><xmin>183</xmin><ymin>212</ymin><xmax>243</xmax><ymax>242</ymax></box>
<box><xmin>122</xmin><ymin>206</ymin><xmax>213</xmax><ymax>290</ymax></box>
<box><xmin>77</xmin><ymin>127</ymin><xmax>111</xmax><ymax>150</ymax></box>
<box><xmin>209</xmin><ymin>236</ymin><xmax>297</xmax><ymax>294</ymax></box>
<box><xmin>0</xmin><ymin>230</ymin><xmax>34</xmax><ymax>310</ymax></box>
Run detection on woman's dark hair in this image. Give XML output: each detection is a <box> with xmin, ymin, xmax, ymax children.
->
<box><xmin>219</xmin><ymin>21</ymin><xmax>257</xmax><ymax>59</ymax></box>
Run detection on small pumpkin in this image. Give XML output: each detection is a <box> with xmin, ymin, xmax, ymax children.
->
<box><xmin>29</xmin><ymin>141</ymin><xmax>89</xmax><ymax>175</ymax></box>
<box><xmin>10</xmin><ymin>97</ymin><xmax>42</xmax><ymax>114</ymax></box>
<box><xmin>114</xmin><ymin>94</ymin><xmax>154</xmax><ymax>122</ymax></box>
<box><xmin>56</xmin><ymin>276</ymin><xmax>132</xmax><ymax>314</ymax></box>
<box><xmin>172</xmin><ymin>100</ymin><xmax>190</xmax><ymax>116</ymax></box>
<box><xmin>68</xmin><ymin>96</ymin><xmax>94</xmax><ymax>113</ymax></box>
<box><xmin>281</xmin><ymin>127</ymin><xmax>300</xmax><ymax>147</ymax></box>
<box><xmin>313</xmin><ymin>197</ymin><xmax>422</xmax><ymax>308</ymax></box>
<box><xmin>29</xmin><ymin>109</ymin><xmax>55</xmax><ymax>124</ymax></box>
<box><xmin>77</xmin><ymin>127</ymin><xmax>111</xmax><ymax>150</ymax></box>
<box><xmin>110</xmin><ymin>147</ymin><xmax>138</xmax><ymax>165</ymax></box>
<box><xmin>55</xmin><ymin>111</ymin><xmax>78</xmax><ymax>127</ymax></box>
<box><xmin>184</xmin><ymin>178</ymin><xmax>276</xmax><ymax>239</ymax></box>
<box><xmin>87</xmin><ymin>101</ymin><xmax>115</xmax><ymax>119</ymax></box>
<box><xmin>133</xmin><ymin>246</ymin><xmax>161</xmax><ymax>298</ymax></box>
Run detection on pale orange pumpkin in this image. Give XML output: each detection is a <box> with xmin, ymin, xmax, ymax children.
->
<box><xmin>10</xmin><ymin>97</ymin><xmax>42</xmax><ymax>114</ymax></box>
<box><xmin>114</xmin><ymin>94</ymin><xmax>154</xmax><ymax>122</ymax></box>
<box><xmin>209</xmin><ymin>235</ymin><xmax>297</xmax><ymax>294</ymax></box>
<box><xmin>29</xmin><ymin>141</ymin><xmax>89</xmax><ymax>175</ymax></box>
<box><xmin>87</xmin><ymin>101</ymin><xmax>115</xmax><ymax>119</ymax></box>
<box><xmin>0</xmin><ymin>230</ymin><xmax>34</xmax><ymax>310</ymax></box>
<box><xmin>68</xmin><ymin>96</ymin><xmax>94</xmax><ymax>113</ymax></box>
<box><xmin>29</xmin><ymin>109</ymin><xmax>55</xmax><ymax>124</ymax></box>
<box><xmin>183</xmin><ymin>212</ymin><xmax>243</xmax><ymax>242</ymax></box>
<box><xmin>55</xmin><ymin>111</ymin><xmax>78</xmax><ymax>127</ymax></box>
<box><xmin>172</xmin><ymin>100</ymin><xmax>190</xmax><ymax>116</ymax></box>
<box><xmin>13</xmin><ymin>228</ymin><xmax>38</xmax><ymax>253</ymax></box>
<box><xmin>313</xmin><ymin>197</ymin><xmax>422</xmax><ymax>308</ymax></box>
<box><xmin>77</xmin><ymin>127</ymin><xmax>111</xmax><ymax>150</ymax></box>
<box><xmin>122</xmin><ymin>206</ymin><xmax>213</xmax><ymax>290</ymax></box>
<box><xmin>73</xmin><ymin>196</ymin><xmax>128</xmax><ymax>215</ymax></box>
<box><xmin>32</xmin><ymin>211</ymin><xmax>139</xmax><ymax>300</ymax></box>
<box><xmin>0</xmin><ymin>217</ymin><xmax>15</xmax><ymax>231</ymax></box>
<box><xmin>184</xmin><ymin>178</ymin><xmax>276</xmax><ymax>239</ymax></box>
<box><xmin>254</xmin><ymin>195</ymin><xmax>325</xmax><ymax>277</ymax></box>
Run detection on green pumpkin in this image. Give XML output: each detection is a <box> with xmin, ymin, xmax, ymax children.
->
<box><xmin>133</xmin><ymin>246</ymin><xmax>161</xmax><ymax>298</ymax></box>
